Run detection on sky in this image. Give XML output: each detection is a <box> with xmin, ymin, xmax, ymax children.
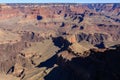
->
<box><xmin>0</xmin><ymin>0</ymin><xmax>120</xmax><ymax>3</ymax></box>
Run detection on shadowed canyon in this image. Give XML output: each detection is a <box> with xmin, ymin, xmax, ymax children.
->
<box><xmin>0</xmin><ymin>3</ymin><xmax>120</xmax><ymax>80</ymax></box>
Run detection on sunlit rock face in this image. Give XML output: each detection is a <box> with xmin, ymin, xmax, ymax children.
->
<box><xmin>0</xmin><ymin>3</ymin><xmax>120</xmax><ymax>80</ymax></box>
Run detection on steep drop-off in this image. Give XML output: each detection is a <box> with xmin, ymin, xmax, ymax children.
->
<box><xmin>0</xmin><ymin>3</ymin><xmax>120</xmax><ymax>80</ymax></box>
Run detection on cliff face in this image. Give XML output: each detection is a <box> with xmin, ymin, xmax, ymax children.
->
<box><xmin>45</xmin><ymin>45</ymin><xmax>120</xmax><ymax>80</ymax></box>
<box><xmin>0</xmin><ymin>3</ymin><xmax>120</xmax><ymax>45</ymax></box>
<box><xmin>0</xmin><ymin>3</ymin><xmax>120</xmax><ymax>80</ymax></box>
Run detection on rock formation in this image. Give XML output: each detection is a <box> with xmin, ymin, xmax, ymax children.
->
<box><xmin>0</xmin><ymin>3</ymin><xmax>120</xmax><ymax>80</ymax></box>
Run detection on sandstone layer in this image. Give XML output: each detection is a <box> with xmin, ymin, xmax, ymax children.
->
<box><xmin>0</xmin><ymin>3</ymin><xmax>120</xmax><ymax>80</ymax></box>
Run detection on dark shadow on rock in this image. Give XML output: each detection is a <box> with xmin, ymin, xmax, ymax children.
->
<box><xmin>44</xmin><ymin>66</ymin><xmax>73</xmax><ymax>80</ymax></box>
<box><xmin>6</xmin><ymin>66</ymin><xmax>14</xmax><ymax>74</ymax></box>
<box><xmin>52</xmin><ymin>36</ymin><xmax>70</xmax><ymax>48</ymax></box>
<box><xmin>110</xmin><ymin>44</ymin><xmax>120</xmax><ymax>49</ymax></box>
<box><xmin>95</xmin><ymin>42</ymin><xmax>105</xmax><ymax>48</ymax></box>
<box><xmin>31</xmin><ymin>32</ymin><xmax>35</xmax><ymax>39</ymax></box>
<box><xmin>37</xmin><ymin>37</ymin><xmax>71</xmax><ymax>68</ymax></box>
<box><xmin>80</xmin><ymin>26</ymin><xmax>84</xmax><ymax>30</ymax></box>
<box><xmin>37</xmin><ymin>15</ymin><xmax>43</xmax><ymax>20</ymax></box>
<box><xmin>44</xmin><ymin>47</ymin><xmax>120</xmax><ymax>80</ymax></box>
<box><xmin>52</xmin><ymin>36</ymin><xmax>71</xmax><ymax>53</ymax></box>
<box><xmin>37</xmin><ymin>55</ymin><xmax>57</xmax><ymax>68</ymax></box>
<box><xmin>71</xmin><ymin>24</ymin><xmax>78</xmax><ymax>29</ymax></box>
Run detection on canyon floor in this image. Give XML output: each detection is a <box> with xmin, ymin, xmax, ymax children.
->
<box><xmin>0</xmin><ymin>3</ymin><xmax>120</xmax><ymax>80</ymax></box>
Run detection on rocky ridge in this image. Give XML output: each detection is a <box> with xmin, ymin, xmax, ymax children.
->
<box><xmin>0</xmin><ymin>3</ymin><xmax>120</xmax><ymax>80</ymax></box>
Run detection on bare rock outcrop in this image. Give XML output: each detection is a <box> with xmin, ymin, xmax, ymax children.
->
<box><xmin>0</xmin><ymin>3</ymin><xmax>120</xmax><ymax>80</ymax></box>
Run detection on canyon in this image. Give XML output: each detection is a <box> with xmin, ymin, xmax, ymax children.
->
<box><xmin>0</xmin><ymin>3</ymin><xmax>120</xmax><ymax>80</ymax></box>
